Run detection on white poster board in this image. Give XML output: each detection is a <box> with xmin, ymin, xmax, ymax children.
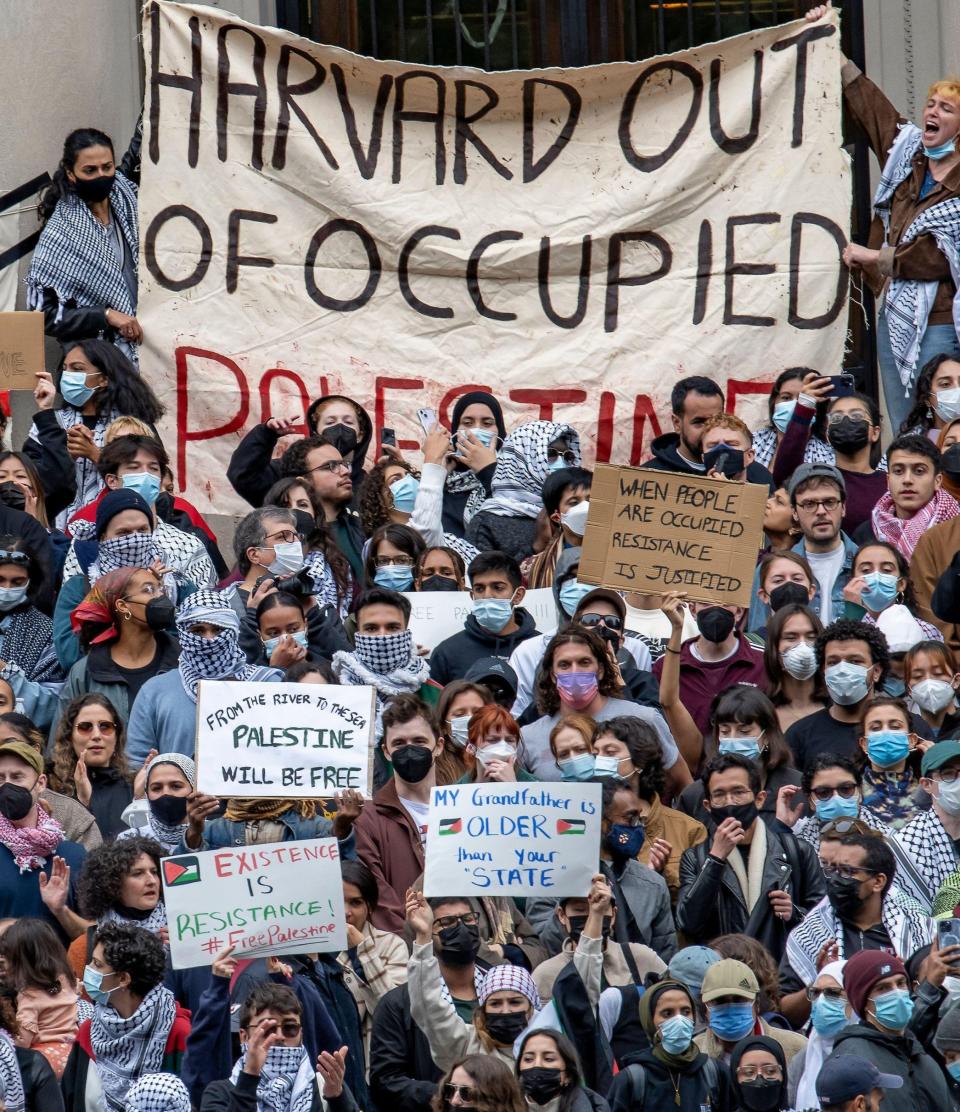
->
<box><xmin>405</xmin><ymin>586</ymin><xmax>557</xmax><ymax>653</ymax></box>
<box><xmin>423</xmin><ymin>782</ymin><xmax>601</xmax><ymax>898</ymax></box>
<box><xmin>161</xmin><ymin>838</ymin><xmax>347</xmax><ymax>969</ymax></box>
<box><xmin>195</xmin><ymin>680</ymin><xmax>375</xmax><ymax>798</ymax></box>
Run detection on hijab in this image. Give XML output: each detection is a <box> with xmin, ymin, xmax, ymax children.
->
<box><xmin>638</xmin><ymin>979</ymin><xmax>700</xmax><ymax>1069</ymax></box>
<box><xmin>729</xmin><ymin>1035</ymin><xmax>788</xmax><ymax>1112</ymax></box>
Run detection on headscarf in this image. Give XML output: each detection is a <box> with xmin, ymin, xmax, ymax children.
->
<box><xmin>70</xmin><ymin>567</ymin><xmax>140</xmax><ymax>645</ymax></box>
<box><xmin>175</xmin><ymin>590</ymin><xmax>256</xmax><ymax>701</ymax></box>
<box><xmin>938</xmin><ymin>419</ymin><xmax>960</xmax><ymax>501</ymax></box>
<box><xmin>728</xmin><ymin>1035</ymin><xmax>788</xmax><ymax>1112</ymax></box>
<box><xmin>795</xmin><ymin>960</ymin><xmax>847</xmax><ymax>1112</ymax></box>
<box><xmin>223</xmin><ymin>797</ymin><xmax>317</xmax><ymax>823</ymax></box>
<box><xmin>446</xmin><ymin>392</ymin><xmax>507</xmax><ymax>525</ymax></box>
<box><xmin>478</xmin><ymin>963</ymin><xmax>541</xmax><ymax>1009</ymax></box>
<box><xmin>125</xmin><ymin>1073</ymin><xmax>191</xmax><ymax>1112</ymax></box>
<box><xmin>475</xmin><ymin>420</ymin><xmax>581</xmax><ymax>519</ymax></box>
<box><xmin>638</xmin><ymin>978</ymin><xmax>700</xmax><ymax>1069</ymax></box>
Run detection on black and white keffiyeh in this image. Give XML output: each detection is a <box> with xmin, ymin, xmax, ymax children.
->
<box><xmin>752</xmin><ymin>427</ymin><xmax>835</xmax><ymax>470</ymax></box>
<box><xmin>893</xmin><ymin>806</ymin><xmax>958</xmax><ymax>909</ymax></box>
<box><xmin>176</xmin><ymin>590</ymin><xmax>258</xmax><ymax>701</ymax></box>
<box><xmin>793</xmin><ymin>807</ymin><xmax>891</xmax><ymax>854</ymax></box>
<box><xmin>333</xmin><ymin>631</ymin><xmax>430</xmax><ymax>736</ymax></box>
<box><xmin>0</xmin><ymin>606</ymin><xmax>63</xmax><ymax>683</ymax></box>
<box><xmin>444</xmin><ymin>466</ymin><xmax>488</xmax><ymax>526</ymax></box>
<box><xmin>30</xmin><ymin>407</ymin><xmax>117</xmax><ymax>528</ymax></box>
<box><xmin>100</xmin><ymin>901</ymin><xmax>168</xmax><ymax>937</ymax></box>
<box><xmin>0</xmin><ymin>1030</ymin><xmax>25</xmax><ymax>1112</ymax></box>
<box><xmin>475</xmin><ymin>421</ymin><xmax>581</xmax><ymax>519</ymax></box>
<box><xmin>67</xmin><ymin>519</ymin><xmax>217</xmax><ymax>588</ymax></box>
<box><xmin>875</xmin><ymin>123</ymin><xmax>960</xmax><ymax>393</ymax></box>
<box><xmin>90</xmin><ymin>983</ymin><xmax>177</xmax><ymax>1111</ymax></box>
<box><xmin>125</xmin><ymin>1072</ymin><xmax>191</xmax><ymax>1112</ymax></box>
<box><xmin>303</xmin><ymin>549</ymin><xmax>351</xmax><ymax>618</ymax></box>
<box><xmin>230</xmin><ymin>1044</ymin><xmax>315</xmax><ymax>1112</ymax></box>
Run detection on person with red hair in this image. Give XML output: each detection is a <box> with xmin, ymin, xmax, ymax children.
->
<box><xmin>460</xmin><ymin>705</ymin><xmax>536</xmax><ymax>784</ymax></box>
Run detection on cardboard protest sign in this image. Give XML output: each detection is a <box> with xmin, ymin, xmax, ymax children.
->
<box><xmin>423</xmin><ymin>782</ymin><xmax>601</xmax><ymax>898</ymax></box>
<box><xmin>0</xmin><ymin>312</ymin><xmax>43</xmax><ymax>389</ymax></box>
<box><xmin>161</xmin><ymin>837</ymin><xmax>346</xmax><ymax>969</ymax></box>
<box><xmin>139</xmin><ymin>4</ymin><xmax>849</xmax><ymax>515</ymax></box>
<box><xmin>405</xmin><ymin>587</ymin><xmax>557</xmax><ymax>653</ymax></box>
<box><xmin>195</xmin><ymin>680</ymin><xmax>375</xmax><ymax>798</ymax></box>
<box><xmin>579</xmin><ymin>464</ymin><xmax>767</xmax><ymax>608</ymax></box>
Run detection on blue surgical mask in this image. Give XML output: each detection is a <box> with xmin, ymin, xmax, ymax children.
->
<box><xmin>0</xmin><ymin>585</ymin><xmax>28</xmax><ymax>612</ymax></box>
<box><xmin>82</xmin><ymin>965</ymin><xmax>116</xmax><ymax>1006</ymax></box>
<box><xmin>121</xmin><ymin>472</ymin><xmax>161</xmax><ymax>506</ymax></box>
<box><xmin>472</xmin><ymin>596</ymin><xmax>514</xmax><ymax>634</ymax></box>
<box><xmin>810</xmin><ymin>993</ymin><xmax>848</xmax><ymax>1037</ymax></box>
<box><xmin>374</xmin><ymin>564</ymin><xmax>414</xmax><ymax>591</ymax></box>
<box><xmin>60</xmin><ymin>369</ymin><xmax>98</xmax><ymax>407</ymax></box>
<box><xmin>707</xmin><ymin>1002</ymin><xmax>755</xmax><ymax>1042</ymax></box>
<box><xmin>882</xmin><ymin>676</ymin><xmax>907</xmax><ymax>698</ymax></box>
<box><xmin>262</xmin><ymin>630</ymin><xmax>308</xmax><ymax>656</ymax></box>
<box><xmin>860</xmin><ymin>572</ymin><xmax>898</xmax><ymax>613</ymax></box>
<box><xmin>948</xmin><ymin>1061</ymin><xmax>960</xmax><ymax>1083</ymax></box>
<box><xmin>459</xmin><ymin>427</ymin><xmax>496</xmax><ymax>450</ymax></box>
<box><xmin>925</xmin><ymin>138</ymin><xmax>958</xmax><ymax>160</ymax></box>
<box><xmin>658</xmin><ymin>1013</ymin><xmax>694</xmax><ymax>1054</ymax></box>
<box><xmin>559</xmin><ymin>579</ymin><xmax>591</xmax><ymax>617</ymax></box>
<box><xmin>815</xmin><ymin>794</ymin><xmax>860</xmax><ymax>823</ymax></box>
<box><xmin>718</xmin><ymin>735</ymin><xmax>763</xmax><ymax>762</ymax></box>
<box><xmin>866</xmin><ymin>730</ymin><xmax>911</xmax><ymax>769</ymax></box>
<box><xmin>547</xmin><ymin>457</ymin><xmax>567</xmax><ymax>473</ymax></box>
<box><xmin>772</xmin><ymin>400</ymin><xmax>796</xmax><ymax>434</ymax></box>
<box><xmin>871</xmin><ymin>987</ymin><xmax>914</xmax><ymax>1031</ymax></box>
<box><xmin>558</xmin><ymin>753</ymin><xmax>596</xmax><ymax>782</ymax></box>
<box><xmin>389</xmin><ymin>474</ymin><xmax>420</xmax><ymax>514</ymax></box>
<box><xmin>825</xmin><ymin>661</ymin><xmax>871</xmax><ymax>706</ymax></box>
<box><xmin>593</xmin><ymin>754</ymin><xmax>625</xmax><ymax>779</ymax></box>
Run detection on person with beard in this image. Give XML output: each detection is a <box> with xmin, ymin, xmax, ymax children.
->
<box><xmin>699</xmin><ymin>415</ymin><xmax>759</xmax><ymax>484</ymax></box>
<box><xmin>778</xmin><ymin>832</ymin><xmax>931</xmax><ymax>1029</ymax></box>
<box><xmin>728</xmin><ymin>1036</ymin><xmax>791</xmax><ymax>1112</ymax></box>
<box><xmin>605</xmin><ymin>979</ymin><xmax>729</xmax><ymax>1112</ymax></box>
<box><xmin>532</xmin><ymin>875</ymin><xmax>664</xmax><ymax>1004</ymax></box>
<box><xmin>675</xmin><ymin>754</ymin><xmax>824</xmax><ymax>962</ymax></box>
<box><xmin>826</xmin><ymin>948</ymin><xmax>952</xmax><ymax>1112</ymax></box>
<box><xmin>227</xmin><ymin>393</ymin><xmax>372</xmax><ymax>508</ymax></box>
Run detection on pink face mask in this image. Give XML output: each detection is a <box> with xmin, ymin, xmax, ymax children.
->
<box><xmin>555</xmin><ymin>671</ymin><xmax>599</xmax><ymax>710</ymax></box>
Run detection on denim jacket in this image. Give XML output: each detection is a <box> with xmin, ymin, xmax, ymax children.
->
<box><xmin>748</xmin><ymin>533</ymin><xmax>858</xmax><ymax>634</ymax></box>
<box><xmin>180</xmin><ymin>809</ymin><xmax>357</xmax><ymax>857</ymax></box>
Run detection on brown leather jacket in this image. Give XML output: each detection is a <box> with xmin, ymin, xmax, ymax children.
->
<box><xmin>354</xmin><ymin>777</ymin><xmax>426</xmax><ymax>933</ymax></box>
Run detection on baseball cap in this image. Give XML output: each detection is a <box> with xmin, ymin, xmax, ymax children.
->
<box><xmin>922</xmin><ymin>739</ymin><xmax>960</xmax><ymax>777</ymax></box>
<box><xmin>667</xmin><ymin>946</ymin><xmax>721</xmax><ymax>994</ymax></box>
<box><xmin>464</xmin><ymin>657</ymin><xmax>518</xmax><ymax>699</ymax></box>
<box><xmin>816</xmin><ymin>1055</ymin><xmax>903</xmax><ymax>1106</ymax></box>
<box><xmin>787</xmin><ymin>462</ymin><xmax>846</xmax><ymax>500</ymax></box>
<box><xmin>576</xmin><ymin>588</ymin><xmax>626</xmax><ymax>623</ymax></box>
<box><xmin>700</xmin><ymin>958</ymin><xmax>759</xmax><ymax>1003</ymax></box>
<box><xmin>0</xmin><ymin>740</ymin><xmax>43</xmax><ymax>777</ymax></box>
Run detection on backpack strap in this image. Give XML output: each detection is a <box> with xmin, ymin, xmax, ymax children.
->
<box><xmin>703</xmin><ymin>1056</ymin><xmax>719</xmax><ymax>1099</ymax></box>
<box><xmin>618</xmin><ymin>943</ymin><xmax>643</xmax><ymax>986</ymax></box>
<box><xmin>625</xmin><ymin>1063</ymin><xmax>645</xmax><ymax>1107</ymax></box>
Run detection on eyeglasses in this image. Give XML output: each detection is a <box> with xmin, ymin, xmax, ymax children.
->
<box><xmin>819</xmin><ymin>818</ymin><xmax>878</xmax><ymax>838</ymax></box>
<box><xmin>75</xmin><ymin>720</ymin><xmax>117</xmax><ymax>734</ymax></box>
<box><xmin>708</xmin><ymin>788</ymin><xmax>754</xmax><ymax>805</ymax></box>
<box><xmin>264</xmin><ymin>530</ymin><xmax>298</xmax><ymax>545</ymax></box>
<box><xmin>937</xmin><ymin>768</ymin><xmax>960</xmax><ymax>784</ymax></box>
<box><xmin>822</xmin><ymin>863</ymin><xmax>878</xmax><ymax>880</ymax></box>
<box><xmin>736</xmin><ymin>1065</ymin><xmax>783</xmax><ymax>1082</ymax></box>
<box><xmin>433</xmin><ymin>913</ymin><xmax>479</xmax><ymax>931</ymax></box>
<box><xmin>249</xmin><ymin>1019</ymin><xmax>302</xmax><ymax>1038</ymax></box>
<box><xmin>121</xmin><ymin>582</ymin><xmax>164</xmax><ymax>601</ymax></box>
<box><xmin>375</xmin><ymin>555</ymin><xmax>415</xmax><ymax>568</ymax></box>
<box><xmin>796</xmin><ymin>497</ymin><xmax>842</xmax><ymax>513</ymax></box>
<box><xmin>443</xmin><ymin>1085</ymin><xmax>478</xmax><ymax>1103</ymax></box>
<box><xmin>579</xmin><ymin>613</ymin><xmax>624</xmax><ymax>631</ymax></box>
<box><xmin>304</xmin><ymin>460</ymin><xmax>350</xmax><ymax>475</ymax></box>
<box><xmin>827</xmin><ymin>411</ymin><xmax>870</xmax><ymax>426</ymax></box>
<box><xmin>810</xmin><ymin>782</ymin><xmax>858</xmax><ymax>801</ymax></box>
<box><xmin>546</xmin><ymin>449</ymin><xmax>577</xmax><ymax>466</ymax></box>
<box><xmin>806</xmin><ymin>986</ymin><xmax>846</xmax><ymax>1002</ymax></box>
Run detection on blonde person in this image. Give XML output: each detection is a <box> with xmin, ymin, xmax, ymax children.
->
<box><xmin>549</xmin><ymin>713</ymin><xmax>596</xmax><ymax>782</ymax></box>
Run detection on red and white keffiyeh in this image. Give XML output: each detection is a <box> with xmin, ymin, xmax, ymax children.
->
<box><xmin>871</xmin><ymin>487</ymin><xmax>960</xmax><ymax>558</ymax></box>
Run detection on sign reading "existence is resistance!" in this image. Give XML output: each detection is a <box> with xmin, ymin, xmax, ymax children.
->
<box><xmin>161</xmin><ymin>837</ymin><xmax>347</xmax><ymax>969</ymax></box>
<box><xmin>579</xmin><ymin>464</ymin><xmax>767</xmax><ymax>607</ymax></box>
<box><xmin>423</xmin><ymin>782</ymin><xmax>602</xmax><ymax>898</ymax></box>
<box><xmin>195</xmin><ymin>680</ymin><xmax>375</xmax><ymax>798</ymax></box>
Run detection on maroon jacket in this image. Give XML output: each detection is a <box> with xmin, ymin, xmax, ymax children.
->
<box><xmin>354</xmin><ymin>777</ymin><xmax>426</xmax><ymax>932</ymax></box>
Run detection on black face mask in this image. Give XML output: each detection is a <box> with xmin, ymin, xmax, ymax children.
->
<box><xmin>737</xmin><ymin>1078</ymin><xmax>783</xmax><ymax>1112</ymax></box>
<box><xmin>390</xmin><ymin>744</ymin><xmax>434</xmax><ymax>784</ymax></box>
<box><xmin>703</xmin><ymin>445</ymin><xmax>746</xmax><ymax>478</ymax></box>
<box><xmin>149</xmin><ymin>793</ymin><xmax>188</xmax><ymax>826</ymax></box>
<box><xmin>484</xmin><ymin>1010</ymin><xmax>529</xmax><ymax>1045</ymax></box>
<box><xmin>943</xmin><ymin>444</ymin><xmax>960</xmax><ymax>481</ymax></box>
<box><xmin>696</xmin><ymin>606</ymin><xmax>736</xmax><ymax>643</ymax></box>
<box><xmin>566</xmin><ymin>914</ymin><xmax>613</xmax><ymax>947</ymax></box>
<box><xmin>73</xmin><ymin>174</ymin><xmax>115</xmax><ymax>204</ymax></box>
<box><xmin>436</xmin><ymin>921</ymin><xmax>481</xmax><ymax>967</ymax></box>
<box><xmin>420</xmin><ymin>575</ymin><xmax>460</xmax><ymax>593</ymax></box>
<box><xmin>768</xmin><ymin>582</ymin><xmax>810</xmax><ymax>612</ymax></box>
<box><xmin>519</xmin><ymin>1068</ymin><xmax>565</xmax><ymax>1105</ymax></box>
<box><xmin>144</xmin><ymin>595</ymin><xmax>176</xmax><ymax>632</ymax></box>
<box><xmin>322</xmin><ymin>423</ymin><xmax>358</xmax><ymax>457</ymax></box>
<box><xmin>827</xmin><ymin>417</ymin><xmax>870</xmax><ymax>456</ymax></box>
<box><xmin>826</xmin><ymin>875</ymin><xmax>866</xmax><ymax>919</ymax></box>
<box><xmin>709</xmin><ymin>800</ymin><xmax>758</xmax><ymax>829</ymax></box>
<box><xmin>0</xmin><ymin>483</ymin><xmax>26</xmax><ymax>513</ymax></box>
<box><xmin>0</xmin><ymin>782</ymin><xmax>35</xmax><ymax>822</ymax></box>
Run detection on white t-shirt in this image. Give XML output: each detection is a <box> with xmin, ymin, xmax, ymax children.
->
<box><xmin>398</xmin><ymin>796</ymin><xmax>430</xmax><ymax>846</ymax></box>
<box><xmin>804</xmin><ymin>543</ymin><xmax>845</xmax><ymax>625</ymax></box>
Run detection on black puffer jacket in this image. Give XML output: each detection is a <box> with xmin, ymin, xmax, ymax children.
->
<box><xmin>429</xmin><ymin>607</ymin><xmax>538</xmax><ymax>685</ymax></box>
<box><xmin>16</xmin><ymin>1047</ymin><xmax>63</xmax><ymax>1112</ymax></box>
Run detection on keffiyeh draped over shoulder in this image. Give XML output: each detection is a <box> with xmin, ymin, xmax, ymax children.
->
<box><xmin>90</xmin><ymin>983</ymin><xmax>177</xmax><ymax>1111</ymax></box>
<box><xmin>475</xmin><ymin>421</ymin><xmax>581</xmax><ymax>519</ymax></box>
<box><xmin>0</xmin><ymin>1030</ymin><xmax>25</xmax><ymax>1112</ymax></box>
<box><xmin>125</xmin><ymin>1072</ymin><xmax>191</xmax><ymax>1112</ymax></box>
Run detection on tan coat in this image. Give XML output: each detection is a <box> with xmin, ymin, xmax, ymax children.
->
<box><xmin>696</xmin><ymin>1018</ymin><xmax>807</xmax><ymax>1066</ymax></box>
<box><xmin>637</xmin><ymin>794</ymin><xmax>706</xmax><ymax>903</ymax></box>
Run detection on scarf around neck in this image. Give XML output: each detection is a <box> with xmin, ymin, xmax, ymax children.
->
<box><xmin>723</xmin><ymin>817</ymin><xmax>768</xmax><ymax>912</ymax></box>
<box><xmin>475</xmin><ymin>421</ymin><xmax>580</xmax><ymax>519</ymax></box>
<box><xmin>871</xmin><ymin>487</ymin><xmax>960</xmax><ymax>557</ymax></box>
<box><xmin>0</xmin><ymin>804</ymin><xmax>63</xmax><ymax>872</ymax></box>
<box><xmin>90</xmin><ymin>983</ymin><xmax>177</xmax><ymax>1111</ymax></box>
<box><xmin>230</xmin><ymin>1043</ymin><xmax>315</xmax><ymax>1112</ymax></box>
<box><xmin>101</xmin><ymin>901</ymin><xmax>168</xmax><ymax>938</ymax></box>
<box><xmin>639</xmin><ymin>980</ymin><xmax>700</xmax><ymax>1069</ymax></box>
<box><xmin>0</xmin><ymin>1030</ymin><xmax>25</xmax><ymax>1112</ymax></box>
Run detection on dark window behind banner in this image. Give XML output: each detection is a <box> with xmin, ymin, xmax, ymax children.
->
<box><xmin>275</xmin><ymin>0</ymin><xmax>874</xmax><ymax>390</ymax></box>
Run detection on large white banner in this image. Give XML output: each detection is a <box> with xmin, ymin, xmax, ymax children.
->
<box><xmin>140</xmin><ymin>2</ymin><xmax>849</xmax><ymax>514</ymax></box>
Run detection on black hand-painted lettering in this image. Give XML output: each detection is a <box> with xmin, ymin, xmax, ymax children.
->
<box><xmin>304</xmin><ymin>219</ymin><xmax>380</xmax><ymax>311</ymax></box>
<box><xmin>272</xmin><ymin>45</ymin><xmax>338</xmax><ymax>171</ymax></box>
<box><xmin>693</xmin><ymin>219</ymin><xmax>713</xmax><ymax>326</ymax></box>
<box><xmin>226</xmin><ymin>210</ymin><xmax>277</xmax><ymax>293</ymax></box>
<box><xmin>789</xmin><ymin>212</ymin><xmax>847</xmax><ymax>329</ymax></box>
<box><xmin>538</xmin><ymin>236</ymin><xmax>592</xmax><ymax>329</ymax></box>
<box><xmin>620</xmin><ymin>61</ymin><xmax>703</xmax><ymax>172</ymax></box>
<box><xmin>393</xmin><ymin>71</ymin><xmax>446</xmax><ymax>185</ymax></box>
<box><xmin>522</xmin><ymin>79</ymin><xmax>582</xmax><ymax>182</ymax></box>
<box><xmin>454</xmin><ymin>80</ymin><xmax>513</xmax><ymax>184</ymax></box>
<box><xmin>144</xmin><ymin>204</ymin><xmax>213</xmax><ymax>291</ymax></box>
<box><xmin>771</xmin><ymin>25</ymin><xmax>835</xmax><ymax>148</ymax></box>
<box><xmin>148</xmin><ymin>3</ymin><xmax>202</xmax><ymax>167</ymax></box>
<box><xmin>723</xmin><ymin>213</ymin><xmax>781</xmax><ymax>327</ymax></box>
<box><xmin>709</xmin><ymin>52</ymin><xmax>763</xmax><ymax>154</ymax></box>
<box><xmin>467</xmin><ymin>231</ymin><xmax>523</xmax><ymax>321</ymax></box>
<box><xmin>332</xmin><ymin>63</ymin><xmax>393</xmax><ymax>180</ymax></box>
<box><xmin>604</xmin><ymin>232</ymin><xmax>672</xmax><ymax>333</ymax></box>
<box><xmin>399</xmin><ymin>226</ymin><xmax>462</xmax><ymax>318</ymax></box>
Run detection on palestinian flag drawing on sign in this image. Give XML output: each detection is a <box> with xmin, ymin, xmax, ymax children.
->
<box><xmin>163</xmin><ymin>857</ymin><xmax>201</xmax><ymax>886</ymax></box>
<box><xmin>438</xmin><ymin>818</ymin><xmax>462</xmax><ymax>836</ymax></box>
<box><xmin>556</xmin><ymin>819</ymin><xmax>586</xmax><ymax>835</ymax></box>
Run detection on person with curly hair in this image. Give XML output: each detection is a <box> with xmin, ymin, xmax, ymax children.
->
<box><xmin>66</xmin><ymin>836</ymin><xmax>166</xmax><ymax>982</ymax></box>
<box><xmin>61</xmin><ymin>922</ymin><xmax>190</xmax><ymax>1112</ymax></box>
<box><xmin>48</xmin><ymin>695</ymin><xmax>131</xmax><ymax>841</ymax></box>
<box><xmin>0</xmin><ymin>984</ymin><xmax>64</xmax><ymax>1112</ymax></box>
